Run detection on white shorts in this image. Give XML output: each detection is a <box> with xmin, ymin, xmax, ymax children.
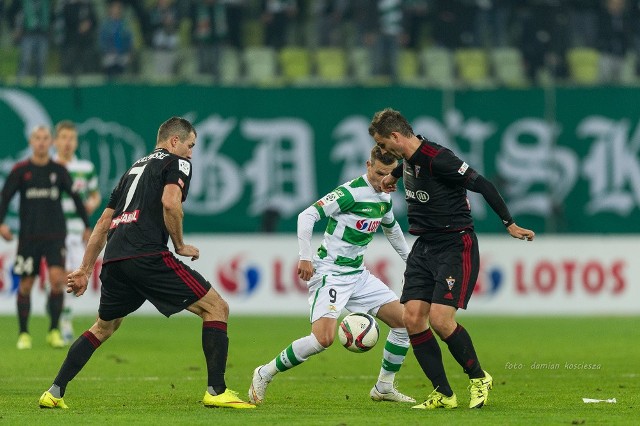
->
<box><xmin>65</xmin><ymin>233</ymin><xmax>85</xmax><ymax>272</ymax></box>
<box><xmin>307</xmin><ymin>268</ymin><xmax>398</xmax><ymax>323</ymax></box>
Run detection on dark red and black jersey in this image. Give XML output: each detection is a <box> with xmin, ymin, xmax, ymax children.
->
<box><xmin>398</xmin><ymin>136</ymin><xmax>477</xmax><ymax>235</ymax></box>
<box><xmin>0</xmin><ymin>159</ymin><xmax>89</xmax><ymax>241</ymax></box>
<box><xmin>103</xmin><ymin>148</ymin><xmax>192</xmax><ymax>263</ymax></box>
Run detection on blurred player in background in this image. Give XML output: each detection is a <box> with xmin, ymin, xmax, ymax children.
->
<box><xmin>0</xmin><ymin>125</ymin><xmax>90</xmax><ymax>350</ymax></box>
<box><xmin>39</xmin><ymin>116</ymin><xmax>254</xmax><ymax>410</ymax></box>
<box><xmin>369</xmin><ymin>108</ymin><xmax>535</xmax><ymax>410</ymax></box>
<box><xmin>249</xmin><ymin>146</ymin><xmax>414</xmax><ymax>405</ymax></box>
<box><xmin>53</xmin><ymin>120</ymin><xmax>101</xmax><ymax>344</ymax></box>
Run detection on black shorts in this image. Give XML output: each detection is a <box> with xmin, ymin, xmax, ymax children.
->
<box><xmin>98</xmin><ymin>252</ymin><xmax>212</xmax><ymax>321</ymax></box>
<box><xmin>15</xmin><ymin>238</ymin><xmax>66</xmax><ymax>277</ymax></box>
<box><xmin>400</xmin><ymin>230</ymin><xmax>479</xmax><ymax>310</ymax></box>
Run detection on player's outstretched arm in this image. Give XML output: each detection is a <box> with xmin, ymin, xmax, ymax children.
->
<box><xmin>297</xmin><ymin>205</ymin><xmax>320</xmax><ymax>281</ymax></box>
<box><xmin>382</xmin><ymin>222</ymin><xmax>409</xmax><ymax>261</ymax></box>
<box><xmin>507</xmin><ymin>223</ymin><xmax>535</xmax><ymax>241</ymax></box>
<box><xmin>68</xmin><ymin>207</ymin><xmax>114</xmax><ymax>296</ymax></box>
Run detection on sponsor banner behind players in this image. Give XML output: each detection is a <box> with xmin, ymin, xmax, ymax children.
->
<box><xmin>0</xmin><ymin>235</ymin><xmax>638</xmax><ymax>316</ymax></box>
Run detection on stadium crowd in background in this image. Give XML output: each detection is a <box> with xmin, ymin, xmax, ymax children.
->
<box><xmin>1</xmin><ymin>0</ymin><xmax>640</xmax><ymax>85</ymax></box>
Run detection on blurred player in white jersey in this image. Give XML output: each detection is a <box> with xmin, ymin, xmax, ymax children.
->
<box><xmin>249</xmin><ymin>146</ymin><xmax>415</xmax><ymax>405</ymax></box>
<box><xmin>54</xmin><ymin>120</ymin><xmax>101</xmax><ymax>343</ymax></box>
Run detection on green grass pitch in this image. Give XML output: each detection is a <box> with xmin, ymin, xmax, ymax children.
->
<box><xmin>0</xmin><ymin>314</ymin><xmax>638</xmax><ymax>425</ymax></box>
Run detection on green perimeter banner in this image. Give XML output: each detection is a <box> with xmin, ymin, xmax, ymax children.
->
<box><xmin>1</xmin><ymin>85</ymin><xmax>639</xmax><ymax>234</ymax></box>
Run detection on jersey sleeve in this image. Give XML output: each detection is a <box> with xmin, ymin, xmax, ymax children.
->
<box><xmin>0</xmin><ymin>167</ymin><xmax>21</xmax><ymax>223</ymax></box>
<box><xmin>107</xmin><ymin>173</ymin><xmax>127</xmax><ymax>209</ymax></box>
<box><xmin>164</xmin><ymin>157</ymin><xmax>192</xmax><ymax>201</ymax></box>
<box><xmin>430</xmin><ymin>148</ymin><xmax>477</xmax><ymax>185</ymax></box>
<box><xmin>312</xmin><ymin>185</ymin><xmax>355</xmax><ymax>220</ymax></box>
<box><xmin>380</xmin><ymin>199</ymin><xmax>396</xmax><ymax>228</ymax></box>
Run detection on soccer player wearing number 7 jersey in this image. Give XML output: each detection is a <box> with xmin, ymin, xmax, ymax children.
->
<box><xmin>39</xmin><ymin>117</ymin><xmax>254</xmax><ymax>410</ymax></box>
<box><xmin>0</xmin><ymin>126</ymin><xmax>90</xmax><ymax>351</ymax></box>
<box><xmin>249</xmin><ymin>146</ymin><xmax>415</xmax><ymax>405</ymax></box>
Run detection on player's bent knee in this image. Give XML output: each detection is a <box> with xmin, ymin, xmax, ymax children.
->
<box><xmin>428</xmin><ymin>315</ymin><xmax>456</xmax><ymax>338</ymax></box>
<box><xmin>402</xmin><ymin>310</ymin><xmax>424</xmax><ymax>332</ymax></box>
<box><xmin>193</xmin><ymin>289</ymin><xmax>229</xmax><ymax>321</ymax></box>
<box><xmin>315</xmin><ymin>333</ymin><xmax>335</xmax><ymax>348</ymax></box>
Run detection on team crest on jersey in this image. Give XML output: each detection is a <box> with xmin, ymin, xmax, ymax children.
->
<box><xmin>178</xmin><ymin>159</ymin><xmax>191</xmax><ymax>176</ymax></box>
<box><xmin>446</xmin><ymin>276</ymin><xmax>456</xmax><ymax>290</ymax></box>
<box><xmin>50</xmin><ymin>173</ymin><xmax>57</xmax><ymax>184</ymax></box>
<box><xmin>415</xmin><ymin>165</ymin><xmax>421</xmax><ymax>177</ymax></box>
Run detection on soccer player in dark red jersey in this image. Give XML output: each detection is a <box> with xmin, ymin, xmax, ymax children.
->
<box><xmin>38</xmin><ymin>117</ymin><xmax>254</xmax><ymax>410</ymax></box>
<box><xmin>369</xmin><ymin>108</ymin><xmax>535</xmax><ymax>410</ymax></box>
<box><xmin>0</xmin><ymin>126</ymin><xmax>90</xmax><ymax>350</ymax></box>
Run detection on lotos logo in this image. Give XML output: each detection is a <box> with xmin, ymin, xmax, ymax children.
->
<box><xmin>217</xmin><ymin>255</ymin><xmax>261</xmax><ymax>296</ymax></box>
<box><xmin>110</xmin><ymin>210</ymin><xmax>140</xmax><ymax>228</ymax></box>
<box><xmin>355</xmin><ymin>219</ymin><xmax>381</xmax><ymax>233</ymax></box>
<box><xmin>474</xmin><ymin>257</ymin><xmax>503</xmax><ymax>297</ymax></box>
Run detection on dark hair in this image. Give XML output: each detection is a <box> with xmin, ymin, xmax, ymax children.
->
<box><xmin>370</xmin><ymin>145</ymin><xmax>397</xmax><ymax>166</ymax></box>
<box><xmin>54</xmin><ymin>120</ymin><xmax>76</xmax><ymax>136</ymax></box>
<box><xmin>157</xmin><ymin>116</ymin><xmax>196</xmax><ymax>144</ymax></box>
<box><xmin>368</xmin><ymin>108</ymin><xmax>414</xmax><ymax>138</ymax></box>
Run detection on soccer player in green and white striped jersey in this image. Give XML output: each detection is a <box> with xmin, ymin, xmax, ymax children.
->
<box><xmin>54</xmin><ymin>121</ymin><xmax>101</xmax><ymax>262</ymax></box>
<box><xmin>249</xmin><ymin>146</ymin><xmax>414</xmax><ymax>405</ymax></box>
<box><xmin>53</xmin><ymin>121</ymin><xmax>101</xmax><ymax>344</ymax></box>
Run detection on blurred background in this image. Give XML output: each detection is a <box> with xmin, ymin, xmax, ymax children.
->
<box><xmin>1</xmin><ymin>0</ymin><xmax>640</xmax><ymax>87</ymax></box>
<box><xmin>0</xmin><ymin>0</ymin><xmax>639</xmax><ymax>316</ymax></box>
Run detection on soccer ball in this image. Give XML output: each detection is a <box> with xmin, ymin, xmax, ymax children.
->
<box><xmin>338</xmin><ymin>313</ymin><xmax>379</xmax><ymax>353</ymax></box>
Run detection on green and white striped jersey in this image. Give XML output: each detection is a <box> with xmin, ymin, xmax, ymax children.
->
<box><xmin>311</xmin><ymin>174</ymin><xmax>397</xmax><ymax>275</ymax></box>
<box><xmin>55</xmin><ymin>155</ymin><xmax>99</xmax><ymax>235</ymax></box>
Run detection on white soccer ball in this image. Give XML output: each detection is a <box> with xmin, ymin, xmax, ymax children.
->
<box><xmin>338</xmin><ymin>313</ymin><xmax>380</xmax><ymax>353</ymax></box>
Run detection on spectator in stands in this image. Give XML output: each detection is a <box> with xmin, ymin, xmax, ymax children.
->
<box><xmin>189</xmin><ymin>0</ymin><xmax>227</xmax><ymax>80</ymax></box>
<box><xmin>350</xmin><ymin>0</ymin><xmax>378</xmax><ymax>50</ymax></box>
<box><xmin>0</xmin><ymin>2</ymin><xmax>5</xmax><ymax>35</ymax></box>
<box><xmin>567</xmin><ymin>0</ymin><xmax>599</xmax><ymax>48</ymax></box>
<box><xmin>403</xmin><ymin>0</ymin><xmax>430</xmax><ymax>50</ymax></box>
<box><xmin>372</xmin><ymin>0</ymin><xmax>404</xmax><ymax>82</ymax></box>
<box><xmin>59</xmin><ymin>0</ymin><xmax>98</xmax><ymax>81</ymax></box>
<box><xmin>99</xmin><ymin>0</ymin><xmax>133</xmax><ymax>80</ymax></box>
<box><xmin>597</xmin><ymin>0</ymin><xmax>633</xmax><ymax>83</ymax></box>
<box><xmin>431</xmin><ymin>0</ymin><xmax>465</xmax><ymax>49</ymax></box>
<box><xmin>261</xmin><ymin>0</ymin><xmax>298</xmax><ymax>50</ymax></box>
<box><xmin>224</xmin><ymin>0</ymin><xmax>246</xmax><ymax>50</ymax></box>
<box><xmin>8</xmin><ymin>0</ymin><xmax>52</xmax><ymax>86</ymax></box>
<box><xmin>149</xmin><ymin>0</ymin><xmax>180</xmax><ymax>77</ymax></box>
<box><xmin>312</xmin><ymin>0</ymin><xmax>348</xmax><ymax>48</ymax></box>
<box><xmin>515</xmin><ymin>0</ymin><xmax>569</xmax><ymax>83</ymax></box>
<box><xmin>120</xmin><ymin>0</ymin><xmax>152</xmax><ymax>47</ymax></box>
<box><xmin>473</xmin><ymin>0</ymin><xmax>514</xmax><ymax>48</ymax></box>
